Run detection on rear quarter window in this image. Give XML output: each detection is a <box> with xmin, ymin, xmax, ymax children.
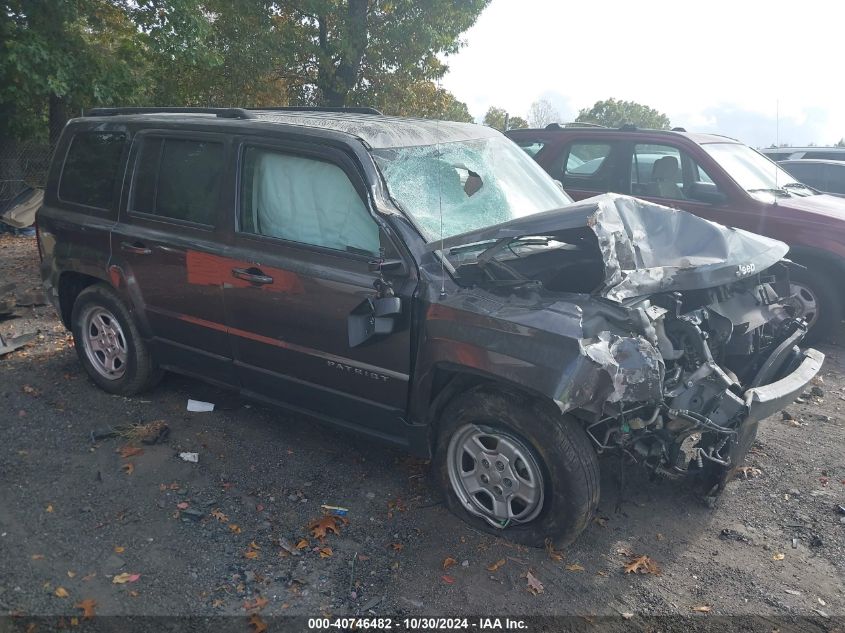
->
<box><xmin>58</xmin><ymin>131</ymin><xmax>127</xmax><ymax>210</ymax></box>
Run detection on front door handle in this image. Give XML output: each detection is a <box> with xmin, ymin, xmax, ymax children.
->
<box><xmin>120</xmin><ymin>241</ymin><xmax>152</xmax><ymax>255</ymax></box>
<box><xmin>232</xmin><ymin>267</ymin><xmax>273</xmax><ymax>285</ymax></box>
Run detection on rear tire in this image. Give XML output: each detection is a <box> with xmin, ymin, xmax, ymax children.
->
<box><xmin>789</xmin><ymin>266</ymin><xmax>842</xmax><ymax>344</ymax></box>
<box><xmin>433</xmin><ymin>386</ymin><xmax>600</xmax><ymax>548</ymax></box>
<box><xmin>71</xmin><ymin>283</ymin><xmax>161</xmax><ymax>395</ymax></box>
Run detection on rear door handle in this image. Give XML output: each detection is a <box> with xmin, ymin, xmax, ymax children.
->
<box><xmin>232</xmin><ymin>267</ymin><xmax>273</xmax><ymax>285</ymax></box>
<box><xmin>120</xmin><ymin>241</ymin><xmax>152</xmax><ymax>255</ymax></box>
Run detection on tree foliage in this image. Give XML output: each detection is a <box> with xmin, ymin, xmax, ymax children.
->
<box><xmin>482</xmin><ymin>106</ymin><xmax>527</xmax><ymax>131</ymax></box>
<box><xmin>576</xmin><ymin>97</ymin><xmax>671</xmax><ymax>129</ymax></box>
<box><xmin>0</xmin><ymin>0</ymin><xmax>488</xmax><ymax>143</ymax></box>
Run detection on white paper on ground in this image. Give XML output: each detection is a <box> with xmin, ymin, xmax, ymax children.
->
<box><xmin>179</xmin><ymin>452</ymin><xmax>199</xmax><ymax>463</ymax></box>
<box><xmin>187</xmin><ymin>399</ymin><xmax>215</xmax><ymax>412</ymax></box>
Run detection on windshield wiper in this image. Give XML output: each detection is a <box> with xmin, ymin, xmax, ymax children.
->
<box><xmin>782</xmin><ymin>182</ymin><xmax>817</xmax><ymax>196</ymax></box>
<box><xmin>748</xmin><ymin>187</ymin><xmax>790</xmax><ymax>197</ymax></box>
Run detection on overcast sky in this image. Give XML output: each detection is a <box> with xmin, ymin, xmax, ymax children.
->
<box><xmin>440</xmin><ymin>0</ymin><xmax>845</xmax><ymax>148</ymax></box>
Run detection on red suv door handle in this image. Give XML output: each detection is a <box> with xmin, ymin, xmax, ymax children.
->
<box><xmin>231</xmin><ymin>267</ymin><xmax>274</xmax><ymax>285</ymax></box>
<box><xmin>120</xmin><ymin>241</ymin><xmax>152</xmax><ymax>255</ymax></box>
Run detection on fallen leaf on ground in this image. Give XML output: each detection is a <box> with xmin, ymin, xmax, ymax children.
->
<box><xmin>31</xmin><ymin>554</ymin><xmax>44</xmax><ymax>560</ymax></box>
<box><xmin>772</xmin><ymin>552</ymin><xmax>785</xmax><ymax>561</ymax></box>
<box><xmin>248</xmin><ymin>613</ymin><xmax>268</xmax><ymax>633</ymax></box>
<box><xmin>112</xmin><ymin>573</ymin><xmax>140</xmax><ymax>584</ymax></box>
<box><xmin>46</xmin><ymin>504</ymin><xmax>54</xmax><ymax>513</ymax></box>
<box><xmin>566</xmin><ymin>563</ymin><xmax>585</xmax><ymax>572</ymax></box>
<box><xmin>210</xmin><ymin>509</ymin><xmax>228</xmax><ymax>522</ymax></box>
<box><xmin>486</xmin><ymin>559</ymin><xmax>506</xmax><ymax>572</ymax></box>
<box><xmin>22</xmin><ymin>384</ymin><xmax>40</xmax><ymax>396</ymax></box>
<box><xmin>121</xmin><ymin>463</ymin><xmax>134</xmax><ymax>475</ymax></box>
<box><xmin>66</xmin><ymin>571</ymin><xmax>76</xmax><ymax>578</ymax></box>
<box><xmin>319</xmin><ymin>547</ymin><xmax>333</xmax><ymax>558</ymax></box>
<box><xmin>118</xmin><ymin>446</ymin><xmax>144</xmax><ymax>458</ymax></box>
<box><xmin>442</xmin><ymin>557</ymin><xmax>457</xmax><ymax>570</ymax></box>
<box><xmin>244</xmin><ymin>550</ymin><xmax>259</xmax><ymax>560</ymax></box>
<box><xmin>295</xmin><ymin>539</ymin><xmax>309</xmax><ymax>550</ymax></box>
<box><xmin>623</xmin><ymin>555</ymin><xmax>661</xmax><ymax>575</ymax></box>
<box><xmin>54</xmin><ymin>587</ymin><xmax>69</xmax><ymax>598</ymax></box>
<box><xmin>229</xmin><ymin>524</ymin><xmax>241</xmax><ymax>534</ymax></box>
<box><xmin>525</xmin><ymin>571</ymin><xmax>544</xmax><ymax>595</ymax></box>
<box><xmin>176</xmin><ymin>502</ymin><xmax>189</xmax><ymax>510</ymax></box>
<box><xmin>75</xmin><ymin>599</ymin><xmax>97</xmax><ymax>619</ymax></box>
<box><xmin>738</xmin><ymin>466</ymin><xmax>762</xmax><ymax>479</ymax></box>
<box><xmin>129</xmin><ymin>590</ymin><xmax>139</xmax><ymax>597</ymax></box>
<box><xmin>82</xmin><ymin>573</ymin><xmax>96</xmax><ymax>581</ymax></box>
<box><xmin>391</xmin><ymin>542</ymin><xmax>404</xmax><ymax>552</ymax></box>
<box><xmin>441</xmin><ymin>575</ymin><xmax>455</xmax><ymax>584</ymax></box>
<box><xmin>114</xmin><ymin>546</ymin><xmax>125</xmax><ymax>554</ymax></box>
<box><xmin>308</xmin><ymin>514</ymin><xmax>348</xmax><ymax>540</ymax></box>
<box><xmin>691</xmin><ymin>605</ymin><xmax>712</xmax><ymax>613</ymax></box>
<box><xmin>545</xmin><ymin>539</ymin><xmax>564</xmax><ymax>562</ymax></box>
<box><xmin>243</xmin><ymin>596</ymin><xmax>269</xmax><ymax>612</ymax></box>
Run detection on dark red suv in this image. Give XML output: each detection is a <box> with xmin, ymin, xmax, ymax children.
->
<box><xmin>507</xmin><ymin>125</ymin><xmax>845</xmax><ymax>341</ymax></box>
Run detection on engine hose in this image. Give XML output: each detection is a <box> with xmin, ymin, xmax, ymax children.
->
<box><xmin>669</xmin><ymin>409</ymin><xmax>738</xmax><ymax>435</ymax></box>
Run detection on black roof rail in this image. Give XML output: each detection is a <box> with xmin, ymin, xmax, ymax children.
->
<box><xmin>545</xmin><ymin>121</ymin><xmax>607</xmax><ymax>129</ymax></box>
<box><xmin>84</xmin><ymin>107</ymin><xmax>254</xmax><ymax>119</ymax></box>
<box><xmin>249</xmin><ymin>106</ymin><xmax>384</xmax><ymax>116</ymax></box>
<box><xmin>671</xmin><ymin>126</ymin><xmax>687</xmax><ymax>132</ymax></box>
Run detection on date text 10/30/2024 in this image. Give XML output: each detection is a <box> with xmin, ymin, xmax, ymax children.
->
<box><xmin>307</xmin><ymin>617</ymin><xmax>528</xmax><ymax>630</ymax></box>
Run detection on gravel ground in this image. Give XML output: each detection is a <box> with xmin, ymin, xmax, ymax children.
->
<box><xmin>1</xmin><ymin>233</ymin><xmax>844</xmax><ymax>628</ymax></box>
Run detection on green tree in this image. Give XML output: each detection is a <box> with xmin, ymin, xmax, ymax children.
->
<box><xmin>274</xmin><ymin>0</ymin><xmax>490</xmax><ymax>107</ymax></box>
<box><xmin>365</xmin><ymin>79</ymin><xmax>472</xmax><ymax>121</ymax></box>
<box><xmin>576</xmin><ymin>98</ymin><xmax>671</xmax><ymax>129</ymax></box>
<box><xmin>482</xmin><ymin>106</ymin><xmax>528</xmax><ymax>131</ymax></box>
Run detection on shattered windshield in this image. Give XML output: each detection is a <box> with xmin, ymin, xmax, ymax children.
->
<box><xmin>373</xmin><ymin>137</ymin><xmax>572</xmax><ymax>241</ymax></box>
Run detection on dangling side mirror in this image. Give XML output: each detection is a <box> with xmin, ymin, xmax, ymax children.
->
<box><xmin>348</xmin><ymin>296</ymin><xmax>402</xmax><ymax>347</ymax></box>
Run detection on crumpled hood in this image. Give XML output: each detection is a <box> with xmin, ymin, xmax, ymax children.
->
<box><xmin>432</xmin><ymin>193</ymin><xmax>789</xmax><ymax>302</ymax></box>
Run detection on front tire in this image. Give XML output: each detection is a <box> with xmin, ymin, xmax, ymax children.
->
<box><xmin>788</xmin><ymin>266</ymin><xmax>843</xmax><ymax>344</ymax></box>
<box><xmin>71</xmin><ymin>283</ymin><xmax>161</xmax><ymax>395</ymax></box>
<box><xmin>434</xmin><ymin>386</ymin><xmax>600</xmax><ymax>548</ymax></box>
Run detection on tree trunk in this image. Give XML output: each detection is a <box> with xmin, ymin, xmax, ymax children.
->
<box><xmin>316</xmin><ymin>0</ymin><xmax>368</xmax><ymax>107</ymax></box>
<box><xmin>48</xmin><ymin>94</ymin><xmax>70</xmax><ymax>146</ymax></box>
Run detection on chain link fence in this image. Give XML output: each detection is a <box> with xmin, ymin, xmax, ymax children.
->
<box><xmin>0</xmin><ymin>140</ymin><xmax>54</xmax><ymax>207</ymax></box>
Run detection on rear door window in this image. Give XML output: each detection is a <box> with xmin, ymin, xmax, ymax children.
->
<box><xmin>514</xmin><ymin>139</ymin><xmax>546</xmax><ymax>157</ymax></box>
<box><xmin>130</xmin><ymin>136</ymin><xmax>224</xmax><ymax>226</ymax></box>
<box><xmin>58</xmin><ymin>131</ymin><xmax>127</xmax><ymax>210</ymax></box>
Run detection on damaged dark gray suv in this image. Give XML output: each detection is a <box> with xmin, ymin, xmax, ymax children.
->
<box><xmin>38</xmin><ymin>107</ymin><xmax>823</xmax><ymax>547</ymax></box>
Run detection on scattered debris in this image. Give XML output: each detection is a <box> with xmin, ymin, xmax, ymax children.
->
<box><xmin>0</xmin><ymin>331</ymin><xmax>37</xmax><ymax>357</ymax></box>
<box><xmin>566</xmin><ymin>563</ymin><xmax>585</xmax><ymax>572</ymax></box>
<box><xmin>112</xmin><ymin>573</ymin><xmax>140</xmax><ymax>584</ymax></box>
<box><xmin>186</xmin><ymin>399</ymin><xmax>214</xmax><ymax>412</ymax></box>
<box><xmin>738</xmin><ymin>466</ymin><xmax>762</xmax><ymax>479</ymax></box>
<box><xmin>210</xmin><ymin>509</ymin><xmax>228</xmax><ymax>522</ymax></box>
<box><xmin>545</xmin><ymin>539</ymin><xmax>564</xmax><ymax>562</ymax></box>
<box><xmin>54</xmin><ymin>587</ymin><xmax>69</xmax><ymax>598</ymax></box>
<box><xmin>118</xmin><ymin>445</ymin><xmax>144</xmax><ymax>458</ymax></box>
<box><xmin>623</xmin><ymin>554</ymin><xmax>661</xmax><ymax>575</ymax></box>
<box><xmin>525</xmin><ymin>571</ymin><xmax>544</xmax><ymax>595</ymax></box>
<box><xmin>691</xmin><ymin>605</ymin><xmax>712</xmax><ymax>613</ymax></box>
<box><xmin>320</xmin><ymin>504</ymin><xmax>349</xmax><ymax>516</ymax></box>
<box><xmin>442</xmin><ymin>557</ymin><xmax>457</xmax><ymax>570</ymax></box>
<box><xmin>486</xmin><ymin>559</ymin><xmax>506</xmax><ymax>572</ymax></box>
<box><xmin>178</xmin><ymin>452</ymin><xmax>199</xmax><ymax>463</ymax></box>
<box><xmin>243</xmin><ymin>596</ymin><xmax>268</xmax><ymax>612</ymax></box>
<box><xmin>772</xmin><ymin>552</ymin><xmax>785</xmax><ymax>561</ymax></box>
<box><xmin>248</xmin><ymin>613</ymin><xmax>268</xmax><ymax>633</ymax></box>
<box><xmin>441</xmin><ymin>575</ymin><xmax>454</xmax><ymax>584</ymax></box>
<box><xmin>75</xmin><ymin>599</ymin><xmax>97</xmax><ymax>619</ymax></box>
<box><xmin>318</xmin><ymin>547</ymin><xmax>333</xmax><ymax>558</ymax></box>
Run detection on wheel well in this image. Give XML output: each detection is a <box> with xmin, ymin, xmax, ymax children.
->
<box><xmin>57</xmin><ymin>272</ymin><xmax>101</xmax><ymax>328</ymax></box>
<box><xmin>787</xmin><ymin>246</ymin><xmax>845</xmax><ymax>279</ymax></box>
<box><xmin>426</xmin><ymin>367</ymin><xmax>560</xmax><ymax>449</ymax></box>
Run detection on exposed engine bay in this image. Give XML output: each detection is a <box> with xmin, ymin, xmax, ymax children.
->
<box><xmin>434</xmin><ymin>194</ymin><xmax>824</xmax><ymax>492</ymax></box>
